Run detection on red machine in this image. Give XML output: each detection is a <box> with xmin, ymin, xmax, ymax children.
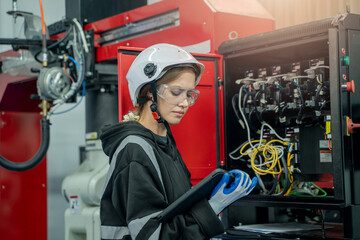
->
<box><xmin>0</xmin><ymin>51</ymin><xmax>47</xmax><ymax>239</ymax></box>
<box><xmin>0</xmin><ymin>0</ymin><xmax>274</xmax><ymax>239</ymax></box>
<box><xmin>88</xmin><ymin>0</ymin><xmax>274</xmax><ymax>182</ymax></box>
<box><xmin>85</xmin><ymin>0</ymin><xmax>274</xmax><ymax>60</ymax></box>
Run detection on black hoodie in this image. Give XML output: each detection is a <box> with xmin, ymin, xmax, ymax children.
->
<box><xmin>99</xmin><ymin>121</ymin><xmax>224</xmax><ymax>240</ymax></box>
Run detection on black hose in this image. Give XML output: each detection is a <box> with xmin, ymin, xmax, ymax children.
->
<box><xmin>248</xmin><ymin>109</ymin><xmax>259</xmax><ymax>133</ymax></box>
<box><xmin>242</xmin><ymin>92</ymin><xmax>249</xmax><ymax>112</ymax></box>
<box><xmin>232</xmin><ymin>94</ymin><xmax>241</xmax><ymax>121</ymax></box>
<box><xmin>296</xmin><ymin>86</ymin><xmax>305</xmax><ymax>124</ymax></box>
<box><xmin>34</xmin><ymin>50</ymin><xmax>58</xmax><ymax>64</ymax></box>
<box><xmin>279</xmin><ymin>155</ymin><xmax>291</xmax><ymax>196</ymax></box>
<box><xmin>34</xmin><ymin>24</ymin><xmax>74</xmax><ymax>64</ymax></box>
<box><xmin>276</xmin><ymin>88</ymin><xmax>282</xmax><ymax>117</ymax></box>
<box><xmin>320</xmin><ymin>100</ymin><xmax>330</xmax><ymax>111</ymax></box>
<box><xmin>254</xmin><ymin>90</ymin><xmax>263</xmax><ymax>123</ymax></box>
<box><xmin>268</xmin><ymin>167</ymin><xmax>279</xmax><ymax>195</ymax></box>
<box><xmin>0</xmin><ymin>118</ymin><xmax>50</xmax><ymax>171</ymax></box>
<box><xmin>279</xmin><ymin>105</ymin><xmax>288</xmax><ymax>118</ymax></box>
<box><xmin>314</xmin><ymin>85</ymin><xmax>323</xmax><ymax>111</ymax></box>
<box><xmin>296</xmin><ymin>107</ymin><xmax>305</xmax><ymax>124</ymax></box>
<box><xmin>47</xmin><ymin>24</ymin><xmax>74</xmax><ymax>50</ymax></box>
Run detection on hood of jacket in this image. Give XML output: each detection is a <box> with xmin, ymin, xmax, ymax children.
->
<box><xmin>100</xmin><ymin>120</ymin><xmax>169</xmax><ymax>160</ymax></box>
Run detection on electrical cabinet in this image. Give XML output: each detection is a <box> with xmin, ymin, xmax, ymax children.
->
<box><xmin>219</xmin><ymin>13</ymin><xmax>360</xmax><ymax>239</ymax></box>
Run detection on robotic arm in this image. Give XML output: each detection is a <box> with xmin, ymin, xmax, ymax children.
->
<box><xmin>0</xmin><ymin>1</ymin><xmax>90</xmax><ymax>171</ymax></box>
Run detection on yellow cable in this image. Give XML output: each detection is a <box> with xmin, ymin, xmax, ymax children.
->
<box><xmin>251</xmin><ymin>145</ymin><xmax>282</xmax><ymax>175</ymax></box>
<box><xmin>239</xmin><ymin>140</ymin><xmax>265</xmax><ymax>155</ymax></box>
<box><xmin>242</xmin><ymin>139</ymin><xmax>293</xmax><ymax>182</ymax></box>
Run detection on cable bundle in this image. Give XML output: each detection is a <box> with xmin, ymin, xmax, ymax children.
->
<box><xmin>230</xmin><ymin>83</ymin><xmax>327</xmax><ymax>197</ymax></box>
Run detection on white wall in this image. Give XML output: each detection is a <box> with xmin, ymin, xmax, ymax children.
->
<box><xmin>1</xmin><ymin>2</ymin><xmax>85</xmax><ymax>240</ymax></box>
<box><xmin>258</xmin><ymin>0</ymin><xmax>360</xmax><ymax>29</ymax></box>
<box><xmin>47</xmin><ymin>97</ymin><xmax>85</xmax><ymax>240</ymax></box>
<box><xmin>0</xmin><ymin>0</ymin><xmax>66</xmax><ymax>51</ymax></box>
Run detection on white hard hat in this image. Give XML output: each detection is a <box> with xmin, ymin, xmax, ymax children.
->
<box><xmin>126</xmin><ymin>43</ymin><xmax>205</xmax><ymax>107</ymax></box>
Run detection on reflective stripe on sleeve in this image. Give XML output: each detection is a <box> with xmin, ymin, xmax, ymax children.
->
<box><xmin>149</xmin><ymin>224</ymin><xmax>162</xmax><ymax>240</ymax></box>
<box><xmin>101</xmin><ymin>225</ymin><xmax>130</xmax><ymax>239</ymax></box>
<box><xmin>128</xmin><ymin>211</ymin><xmax>162</xmax><ymax>240</ymax></box>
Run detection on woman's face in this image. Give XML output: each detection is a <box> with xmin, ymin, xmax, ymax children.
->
<box><xmin>157</xmin><ymin>69</ymin><xmax>196</xmax><ymax>125</ymax></box>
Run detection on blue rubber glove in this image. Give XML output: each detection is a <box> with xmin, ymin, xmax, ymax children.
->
<box><xmin>208</xmin><ymin>170</ymin><xmax>257</xmax><ymax>215</ymax></box>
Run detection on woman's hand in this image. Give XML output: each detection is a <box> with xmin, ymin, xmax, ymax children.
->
<box><xmin>208</xmin><ymin>170</ymin><xmax>257</xmax><ymax>215</ymax></box>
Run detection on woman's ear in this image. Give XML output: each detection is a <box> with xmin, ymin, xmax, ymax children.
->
<box><xmin>147</xmin><ymin>90</ymin><xmax>153</xmax><ymax>100</ymax></box>
<box><xmin>146</xmin><ymin>91</ymin><xmax>154</xmax><ymax>101</ymax></box>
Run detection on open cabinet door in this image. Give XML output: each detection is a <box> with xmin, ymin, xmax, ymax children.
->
<box><xmin>117</xmin><ymin>46</ymin><xmax>224</xmax><ymax>184</ymax></box>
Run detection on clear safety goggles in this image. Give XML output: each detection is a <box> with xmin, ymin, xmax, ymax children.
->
<box><xmin>156</xmin><ymin>84</ymin><xmax>200</xmax><ymax>106</ymax></box>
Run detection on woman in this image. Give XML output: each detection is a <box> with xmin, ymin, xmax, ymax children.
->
<box><xmin>99</xmin><ymin>43</ymin><xmax>256</xmax><ymax>240</ymax></box>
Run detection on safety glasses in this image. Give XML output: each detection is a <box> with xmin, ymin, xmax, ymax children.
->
<box><xmin>157</xmin><ymin>84</ymin><xmax>200</xmax><ymax>106</ymax></box>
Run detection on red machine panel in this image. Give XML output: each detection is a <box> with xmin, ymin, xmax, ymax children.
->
<box><xmin>0</xmin><ymin>111</ymin><xmax>47</xmax><ymax>240</ymax></box>
<box><xmin>85</xmin><ymin>0</ymin><xmax>274</xmax><ymax>62</ymax></box>
<box><xmin>0</xmin><ymin>51</ymin><xmax>47</xmax><ymax>240</ymax></box>
<box><xmin>0</xmin><ymin>52</ymin><xmax>40</xmax><ymax>112</ymax></box>
<box><xmin>117</xmin><ymin>47</ymin><xmax>223</xmax><ymax>184</ymax></box>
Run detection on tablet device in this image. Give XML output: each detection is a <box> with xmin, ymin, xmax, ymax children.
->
<box><xmin>156</xmin><ymin>168</ymin><xmax>227</xmax><ymax>223</ymax></box>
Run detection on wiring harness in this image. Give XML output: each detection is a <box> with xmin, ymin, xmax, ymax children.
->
<box><xmin>229</xmin><ymin>72</ymin><xmax>329</xmax><ymax>197</ymax></box>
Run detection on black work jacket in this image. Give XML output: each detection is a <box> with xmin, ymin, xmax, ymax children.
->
<box><xmin>99</xmin><ymin>121</ymin><xmax>224</xmax><ymax>240</ymax></box>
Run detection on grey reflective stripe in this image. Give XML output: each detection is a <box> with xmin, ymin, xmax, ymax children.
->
<box><xmin>103</xmin><ymin>137</ymin><xmax>127</xmax><ymax>194</ymax></box>
<box><xmin>128</xmin><ymin>211</ymin><xmax>162</xmax><ymax>240</ymax></box>
<box><xmin>103</xmin><ymin>135</ymin><xmax>165</xmax><ymax>195</ymax></box>
<box><xmin>149</xmin><ymin>224</ymin><xmax>162</xmax><ymax>240</ymax></box>
<box><xmin>101</xmin><ymin>225</ymin><xmax>130</xmax><ymax>239</ymax></box>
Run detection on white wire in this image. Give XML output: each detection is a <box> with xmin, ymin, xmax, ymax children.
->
<box><xmin>47</xmin><ymin>102</ymin><xmax>63</xmax><ymax>118</ymax></box>
<box><xmin>259</xmin><ymin>124</ymin><xmax>266</xmax><ymax>147</ymax></box>
<box><xmin>253</xmin><ymin>145</ymin><xmax>284</xmax><ymax>167</ymax></box>
<box><xmin>275</xmin><ymin>146</ymin><xmax>284</xmax><ymax>159</ymax></box>
<box><xmin>229</xmin><ymin>145</ymin><xmax>243</xmax><ymax>160</ymax></box>
<box><xmin>70</xmin><ymin>22</ymin><xmax>85</xmax><ymax>91</ymax></box>
<box><xmin>309</xmin><ymin>65</ymin><xmax>329</xmax><ymax>70</ymax></box>
<box><xmin>289</xmin><ymin>76</ymin><xmax>310</xmax><ymax>80</ymax></box>
<box><xmin>238</xmin><ymin>85</ymin><xmax>256</xmax><ymax>149</ymax></box>
<box><xmin>71</xmin><ymin>26</ymin><xmax>82</xmax><ymax>76</ymax></box>
<box><xmin>261</xmin><ymin>122</ymin><xmax>290</xmax><ymax>142</ymax></box>
<box><xmin>236</xmin><ymin>78</ymin><xmax>266</xmax><ymax>85</ymax></box>
<box><xmin>266</xmin><ymin>73</ymin><xmax>295</xmax><ymax>83</ymax></box>
<box><xmin>73</xmin><ymin>24</ymin><xmax>77</xmax><ymax>46</ymax></box>
<box><xmin>255</xmin><ymin>172</ymin><xmax>267</xmax><ymax>193</ymax></box>
<box><xmin>73</xmin><ymin>18</ymin><xmax>89</xmax><ymax>53</ymax></box>
<box><xmin>258</xmin><ymin>122</ymin><xmax>289</xmax><ymax>147</ymax></box>
<box><xmin>254</xmin><ymin>160</ymin><xmax>275</xmax><ymax>167</ymax></box>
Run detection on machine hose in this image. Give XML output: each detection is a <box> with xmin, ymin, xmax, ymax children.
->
<box><xmin>0</xmin><ymin>118</ymin><xmax>50</xmax><ymax>171</ymax></box>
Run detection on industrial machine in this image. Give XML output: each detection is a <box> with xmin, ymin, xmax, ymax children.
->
<box><xmin>2</xmin><ymin>0</ymin><xmax>360</xmax><ymax>239</ymax></box>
